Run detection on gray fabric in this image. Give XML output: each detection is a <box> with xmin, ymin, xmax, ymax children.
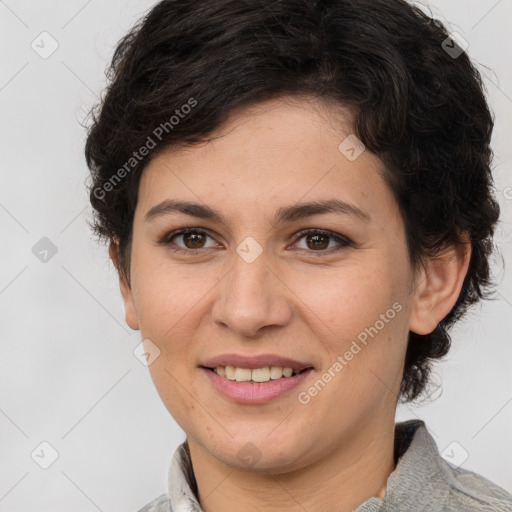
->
<box><xmin>137</xmin><ymin>419</ymin><xmax>512</xmax><ymax>512</ymax></box>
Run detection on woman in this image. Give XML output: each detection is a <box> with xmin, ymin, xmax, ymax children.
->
<box><xmin>85</xmin><ymin>0</ymin><xmax>512</xmax><ymax>510</ymax></box>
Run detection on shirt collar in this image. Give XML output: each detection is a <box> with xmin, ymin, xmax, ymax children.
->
<box><xmin>167</xmin><ymin>437</ymin><xmax>201</xmax><ymax>512</ymax></box>
<box><xmin>167</xmin><ymin>419</ymin><xmax>442</xmax><ymax>512</ymax></box>
<box><xmin>355</xmin><ymin>419</ymin><xmax>453</xmax><ymax>511</ymax></box>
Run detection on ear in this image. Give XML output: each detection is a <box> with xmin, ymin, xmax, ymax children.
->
<box><xmin>409</xmin><ymin>233</ymin><xmax>471</xmax><ymax>335</ymax></box>
<box><xmin>109</xmin><ymin>241</ymin><xmax>140</xmax><ymax>331</ymax></box>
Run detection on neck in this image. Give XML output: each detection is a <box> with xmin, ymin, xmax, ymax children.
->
<box><xmin>187</xmin><ymin>418</ymin><xmax>396</xmax><ymax>512</ymax></box>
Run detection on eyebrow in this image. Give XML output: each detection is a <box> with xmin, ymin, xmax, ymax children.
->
<box><xmin>144</xmin><ymin>198</ymin><xmax>371</xmax><ymax>225</ymax></box>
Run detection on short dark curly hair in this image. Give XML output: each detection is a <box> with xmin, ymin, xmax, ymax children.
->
<box><xmin>84</xmin><ymin>0</ymin><xmax>501</xmax><ymax>403</ymax></box>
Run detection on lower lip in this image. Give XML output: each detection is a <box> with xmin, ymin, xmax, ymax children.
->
<box><xmin>200</xmin><ymin>367</ymin><xmax>314</xmax><ymax>404</ymax></box>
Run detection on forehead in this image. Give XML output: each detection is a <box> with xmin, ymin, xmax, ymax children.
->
<box><xmin>135</xmin><ymin>97</ymin><xmax>396</xmax><ymax>227</ymax></box>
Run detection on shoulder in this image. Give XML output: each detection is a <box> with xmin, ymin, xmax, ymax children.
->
<box><xmin>136</xmin><ymin>493</ymin><xmax>172</xmax><ymax>512</ymax></box>
<box><xmin>387</xmin><ymin>420</ymin><xmax>512</xmax><ymax>512</ymax></box>
<box><xmin>440</xmin><ymin>461</ymin><xmax>512</xmax><ymax>511</ymax></box>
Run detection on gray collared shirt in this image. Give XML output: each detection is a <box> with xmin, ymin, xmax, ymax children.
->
<box><xmin>138</xmin><ymin>419</ymin><xmax>512</xmax><ymax>511</ymax></box>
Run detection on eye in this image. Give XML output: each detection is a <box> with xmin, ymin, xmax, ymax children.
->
<box><xmin>292</xmin><ymin>229</ymin><xmax>351</xmax><ymax>254</ymax></box>
<box><xmin>159</xmin><ymin>227</ymin><xmax>351</xmax><ymax>255</ymax></box>
<box><xmin>159</xmin><ymin>227</ymin><xmax>218</xmax><ymax>252</ymax></box>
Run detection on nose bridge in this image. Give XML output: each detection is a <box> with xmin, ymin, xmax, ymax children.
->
<box><xmin>212</xmin><ymin>241</ymin><xmax>291</xmax><ymax>336</ymax></box>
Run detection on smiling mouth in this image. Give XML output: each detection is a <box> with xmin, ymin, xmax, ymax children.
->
<box><xmin>201</xmin><ymin>365</ymin><xmax>312</xmax><ymax>383</ymax></box>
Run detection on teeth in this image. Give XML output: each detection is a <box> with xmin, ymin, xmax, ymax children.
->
<box><xmin>282</xmin><ymin>367</ymin><xmax>293</xmax><ymax>377</ymax></box>
<box><xmin>252</xmin><ymin>367</ymin><xmax>271</xmax><ymax>382</ymax></box>
<box><xmin>225</xmin><ymin>365</ymin><xmax>236</xmax><ymax>380</ymax></box>
<box><xmin>270</xmin><ymin>366</ymin><xmax>283</xmax><ymax>379</ymax></box>
<box><xmin>214</xmin><ymin>365</ymin><xmax>300</xmax><ymax>382</ymax></box>
<box><xmin>234</xmin><ymin>367</ymin><xmax>251</xmax><ymax>382</ymax></box>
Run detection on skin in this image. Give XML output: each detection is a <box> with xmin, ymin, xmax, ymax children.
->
<box><xmin>110</xmin><ymin>96</ymin><xmax>470</xmax><ymax>512</ymax></box>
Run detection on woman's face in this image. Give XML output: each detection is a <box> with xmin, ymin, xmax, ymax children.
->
<box><xmin>117</xmin><ymin>96</ymin><xmax>422</xmax><ymax>473</ymax></box>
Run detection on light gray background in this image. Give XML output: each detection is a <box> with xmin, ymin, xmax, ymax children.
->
<box><xmin>1</xmin><ymin>1</ymin><xmax>511</xmax><ymax>510</ymax></box>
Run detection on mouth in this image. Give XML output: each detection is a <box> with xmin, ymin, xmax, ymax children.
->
<box><xmin>199</xmin><ymin>365</ymin><xmax>315</xmax><ymax>404</ymax></box>
<box><xmin>198</xmin><ymin>353</ymin><xmax>315</xmax><ymax>403</ymax></box>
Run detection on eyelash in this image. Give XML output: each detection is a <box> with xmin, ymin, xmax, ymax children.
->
<box><xmin>158</xmin><ymin>227</ymin><xmax>352</xmax><ymax>256</ymax></box>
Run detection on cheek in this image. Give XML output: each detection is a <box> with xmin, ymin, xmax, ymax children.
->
<box><xmin>146</xmin><ymin>360</ymin><xmax>197</xmax><ymax>432</ymax></box>
<box><xmin>133</xmin><ymin>258</ymin><xmax>213</xmax><ymax>342</ymax></box>
<box><xmin>293</xmin><ymin>260</ymin><xmax>410</xmax><ymax>404</ymax></box>
<box><xmin>291</xmin><ymin>261</ymin><xmax>403</xmax><ymax>343</ymax></box>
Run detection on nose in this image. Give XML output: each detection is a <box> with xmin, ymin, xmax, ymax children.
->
<box><xmin>211</xmin><ymin>246</ymin><xmax>293</xmax><ymax>338</ymax></box>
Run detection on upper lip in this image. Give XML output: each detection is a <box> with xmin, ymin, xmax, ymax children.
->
<box><xmin>200</xmin><ymin>353</ymin><xmax>314</xmax><ymax>372</ymax></box>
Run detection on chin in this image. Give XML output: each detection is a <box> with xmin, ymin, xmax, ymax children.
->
<box><xmin>207</xmin><ymin>431</ymin><xmax>310</xmax><ymax>473</ymax></box>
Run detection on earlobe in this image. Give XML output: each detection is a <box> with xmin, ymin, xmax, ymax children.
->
<box><xmin>108</xmin><ymin>241</ymin><xmax>140</xmax><ymax>331</ymax></box>
<box><xmin>409</xmin><ymin>236</ymin><xmax>471</xmax><ymax>335</ymax></box>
